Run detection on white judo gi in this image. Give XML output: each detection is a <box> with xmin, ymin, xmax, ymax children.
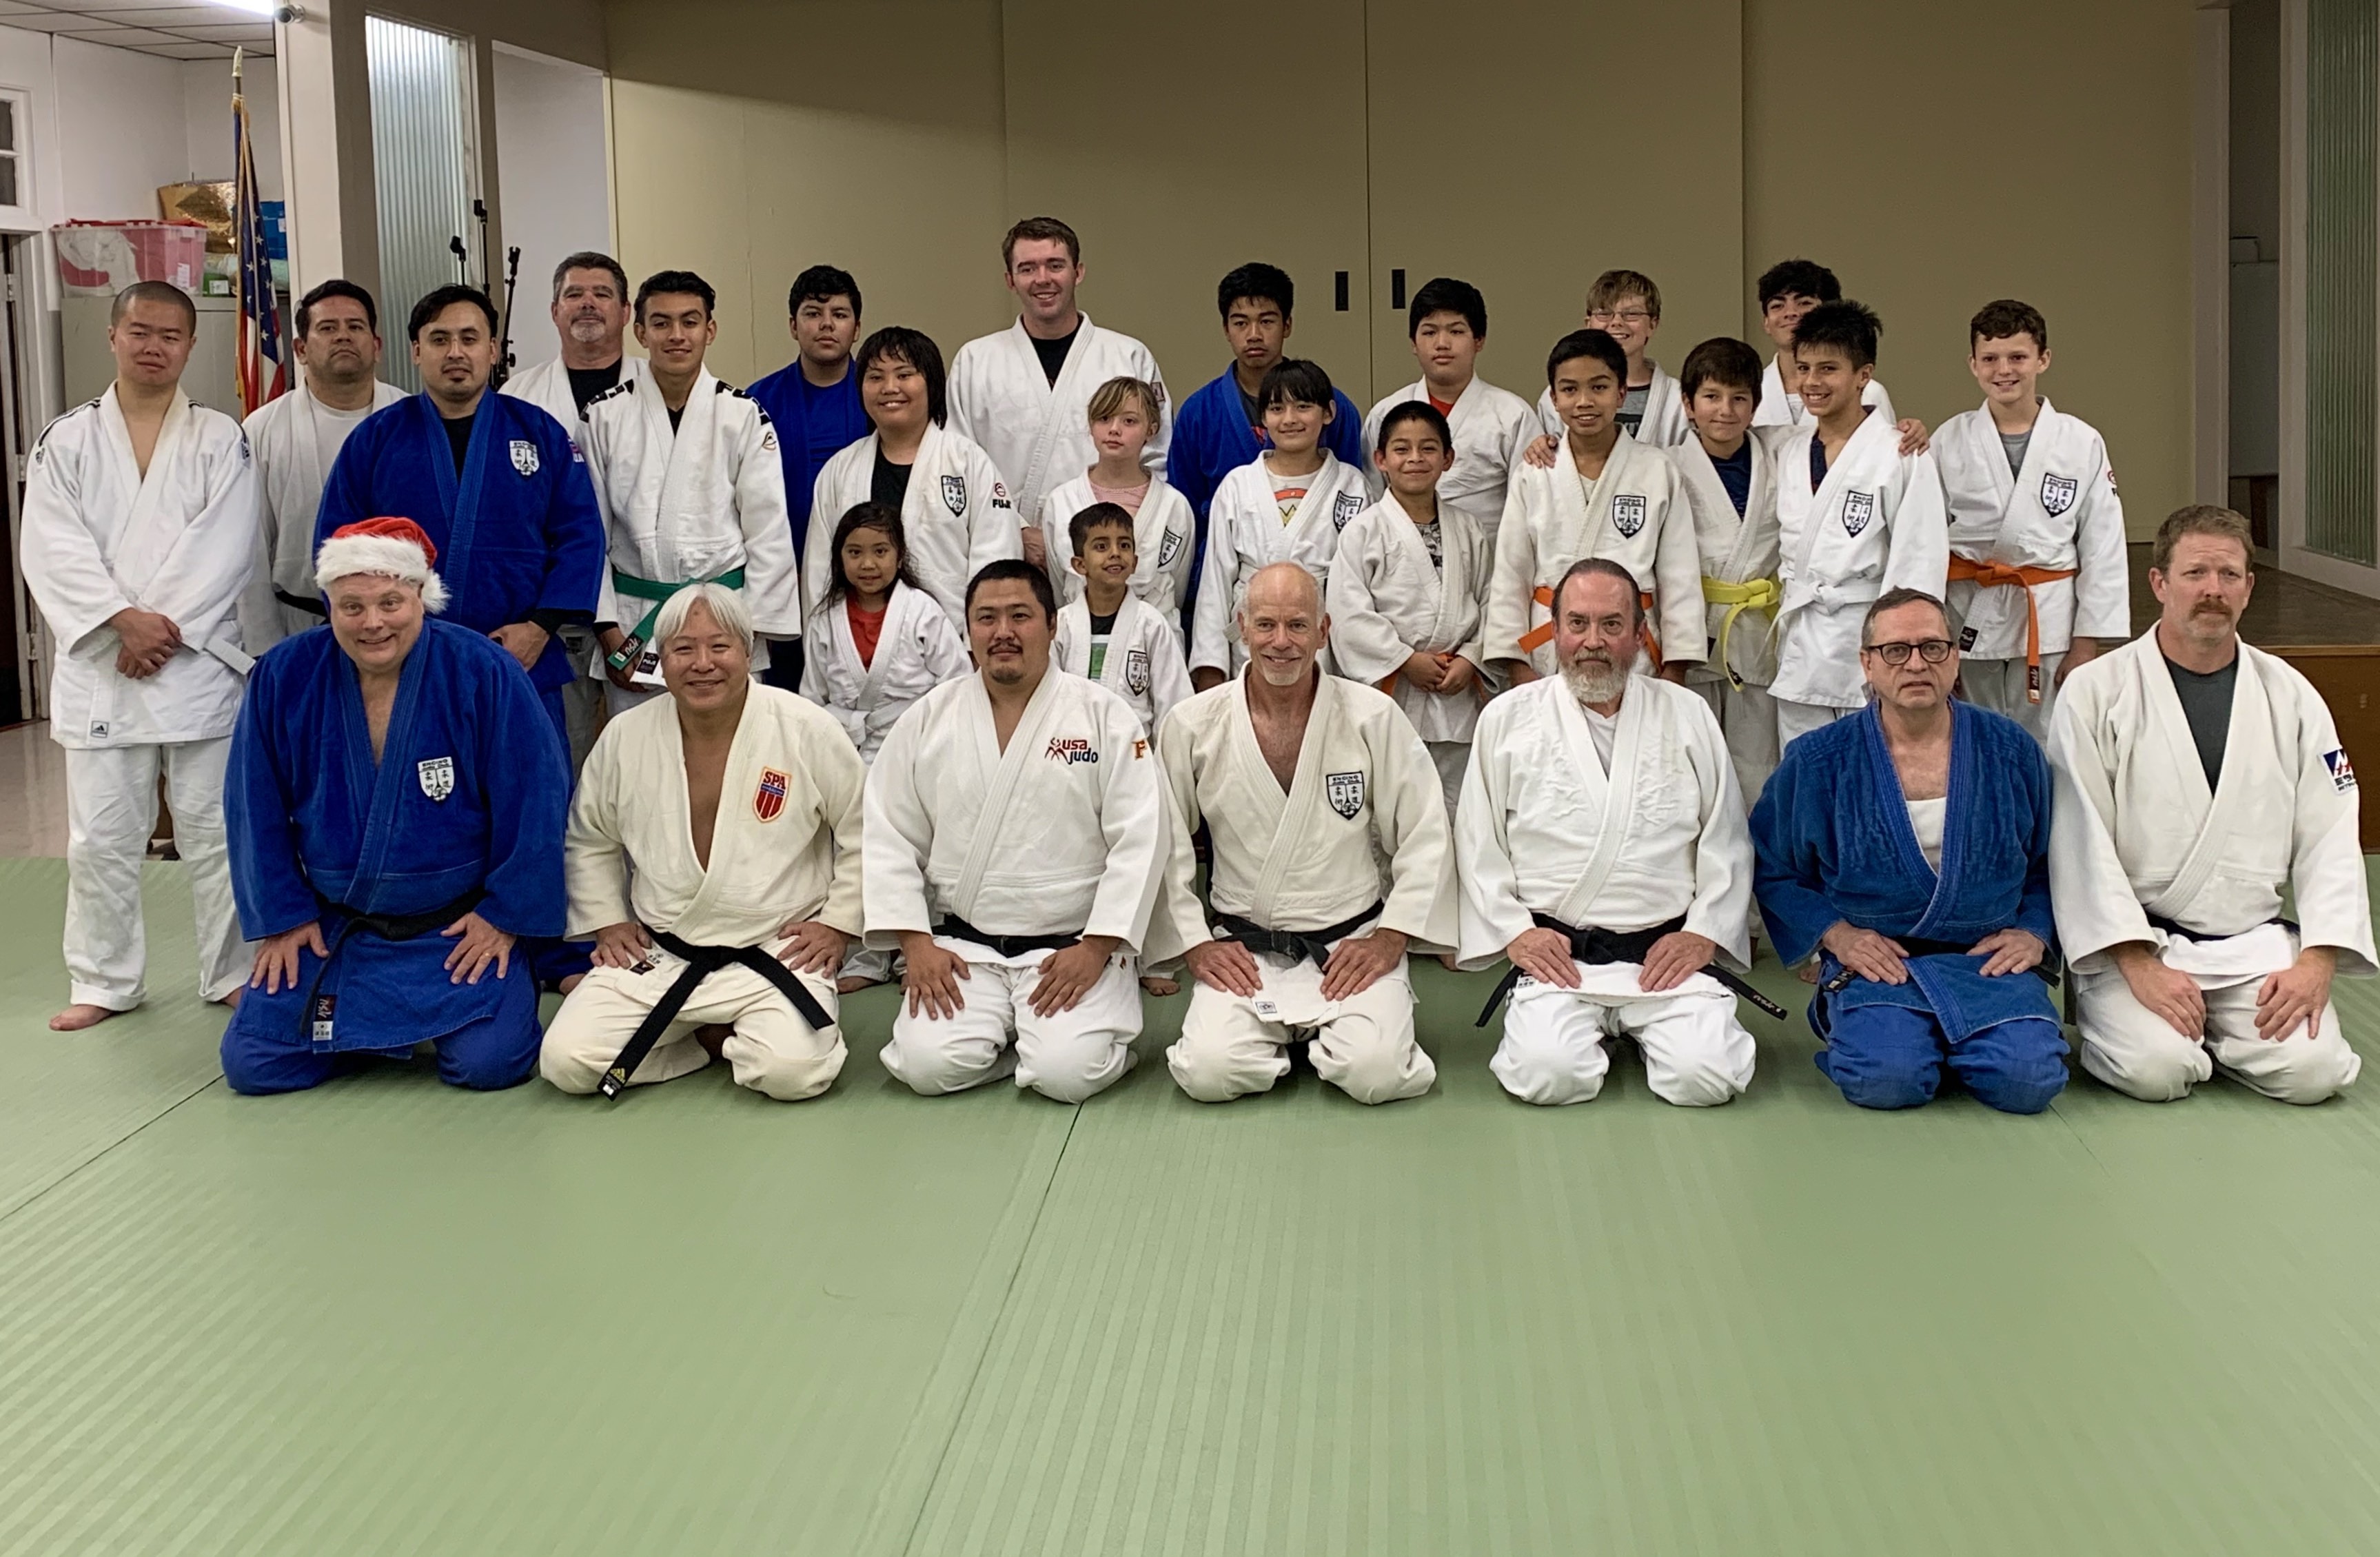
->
<box><xmin>1771</xmin><ymin>410</ymin><xmax>1950</xmax><ymax>746</ymax></box>
<box><xmin>1036</xmin><ymin>470</ymin><xmax>1197</xmax><ymax>620</ymax></box>
<box><xmin>1054</xmin><ymin>593</ymin><xmax>1192</xmax><ymax>735</ymax></box>
<box><xmin>1935</xmin><ymin>398</ymin><xmax>2128</xmax><ymax>736</ymax></box>
<box><xmin>1188</xmin><ymin>451</ymin><xmax>1370</xmax><ymax>678</ymax></box>
<box><xmin>808</xmin><ymin>423</ymin><xmax>1018</xmax><ymax>627</ymax></box>
<box><xmin>239</xmin><ymin>379</ymin><xmax>407</xmax><ymax>649</ymax></box>
<box><xmin>20</xmin><ymin>387</ymin><xmax>257</xmax><ymax>1010</ymax></box>
<box><xmin>2048</xmin><ymin>632</ymin><xmax>2372</xmax><ymax>1103</ymax></box>
<box><xmin>947</xmin><ymin>314</ymin><xmax>1170</xmax><ymax>527</ymax></box>
<box><xmin>501</xmin><ymin>352</ymin><xmax>644</xmax><ymax>441</ymax></box>
<box><xmin>1360</xmin><ymin>377</ymin><xmax>1540</xmax><ymax>541</ymax></box>
<box><xmin>1484</xmin><ymin>432</ymin><xmax>1702</xmax><ymax>678</ymax></box>
<box><xmin>865</xmin><ymin>668</ymin><xmax>1168</xmax><ymax>1101</ymax></box>
<box><xmin>799</xmin><ymin>582</ymin><xmax>972</xmax><ymax>764</ymax></box>
<box><xmin>1148</xmin><ymin>674</ymin><xmax>1458</xmax><ymax>1105</ymax></box>
<box><xmin>542</xmin><ymin>686</ymin><xmax>867</xmax><ymax>1100</ymax></box>
<box><xmin>1538</xmin><ymin>363</ymin><xmax>1690</xmax><ymax>449</ymax></box>
<box><xmin>582</xmin><ymin>371</ymin><xmax>800</xmax><ymax>699</ymax></box>
<box><xmin>1752</xmin><ymin>356</ymin><xmax>1895</xmax><ymax>428</ymax></box>
<box><xmin>1670</xmin><ymin>430</ymin><xmax>1789</xmax><ymax>802</ymax></box>
<box><xmin>1325</xmin><ymin>496</ymin><xmax>1494</xmax><ymax>811</ymax></box>
<box><xmin>1458</xmin><ymin>675</ymin><xmax>1758</xmax><ymax>1106</ymax></box>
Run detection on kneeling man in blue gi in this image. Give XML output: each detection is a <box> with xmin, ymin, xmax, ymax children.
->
<box><xmin>221</xmin><ymin>517</ymin><xmax>569</xmax><ymax>1093</ymax></box>
<box><xmin>1751</xmin><ymin>587</ymin><xmax>2068</xmax><ymax>1112</ymax></box>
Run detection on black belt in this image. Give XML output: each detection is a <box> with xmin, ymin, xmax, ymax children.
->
<box><xmin>2145</xmin><ymin>913</ymin><xmax>2292</xmax><ymax>944</ymax></box>
<box><xmin>934</xmin><ymin>915</ymin><xmax>1079</xmax><ymax>959</ymax></box>
<box><xmin>598</xmin><ymin>930</ymin><xmax>836</xmax><ymax>1099</ymax></box>
<box><xmin>1820</xmin><ymin>931</ymin><xmax>2064</xmax><ymax>993</ymax></box>
<box><xmin>275</xmin><ymin>587</ymin><xmax>327</xmax><ymax>618</ymax></box>
<box><xmin>1212</xmin><ymin>900</ymin><xmax>1385</xmax><ymax>969</ymax></box>
<box><xmin>1476</xmin><ymin>911</ymin><xmax>1789</xmax><ymax>1026</ymax></box>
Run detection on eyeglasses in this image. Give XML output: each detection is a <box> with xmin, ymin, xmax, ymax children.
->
<box><xmin>1863</xmin><ymin>638</ymin><xmax>1954</xmax><ymax>665</ymax></box>
<box><xmin>1588</xmin><ymin>309</ymin><xmax>1652</xmax><ymax>325</ymax></box>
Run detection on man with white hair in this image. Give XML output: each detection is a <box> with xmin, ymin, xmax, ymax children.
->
<box><xmin>219</xmin><ymin>518</ymin><xmax>569</xmax><ymax>1093</ymax></box>
<box><xmin>1460</xmin><ymin>558</ymin><xmax>1771</xmax><ymax>1106</ymax></box>
<box><xmin>540</xmin><ymin>583</ymin><xmax>865</xmax><ymax>1101</ymax></box>
<box><xmin>21</xmin><ymin>280</ymin><xmax>258</xmax><ymax>1031</ymax></box>
<box><xmin>1151</xmin><ymin>561</ymin><xmax>1457</xmax><ymax>1105</ymax></box>
<box><xmin>866</xmin><ymin>559</ymin><xmax>1168</xmax><ymax>1103</ymax></box>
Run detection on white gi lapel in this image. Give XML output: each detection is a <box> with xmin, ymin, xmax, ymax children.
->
<box><xmin>652</xmin><ymin>368</ymin><xmax>720</xmax><ymax>560</ymax></box>
<box><xmin>948</xmin><ymin>669</ymin><xmax>1064</xmax><ymax>919</ymax></box>
<box><xmin>1547</xmin><ymin>683</ymin><xmax>1637</xmax><ymax>925</ymax></box>
<box><xmin>2139</xmin><ymin>634</ymin><xmax>2262</xmax><ymax>922</ymax></box>
<box><xmin>1019</xmin><ymin>316</ymin><xmax>1092</xmax><ymax>514</ymax></box>
<box><xmin>1245</xmin><ymin>675</ymin><xmax>1338</xmax><ymax>924</ymax></box>
<box><xmin>105</xmin><ymin>389</ymin><xmax>194</xmax><ymax>600</ymax></box>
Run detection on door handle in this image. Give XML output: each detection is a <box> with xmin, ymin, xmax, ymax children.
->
<box><xmin>1390</xmin><ymin>269</ymin><xmax>1406</xmax><ymax>310</ymax></box>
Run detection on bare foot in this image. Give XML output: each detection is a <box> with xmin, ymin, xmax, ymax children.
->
<box><xmin>50</xmin><ymin>1003</ymin><xmax>121</xmax><ymax>1031</ymax></box>
<box><xmin>1436</xmin><ymin>953</ymin><xmax>1461</xmax><ymax>972</ymax></box>
<box><xmin>556</xmin><ymin>973</ymin><xmax>585</xmax><ymax>995</ymax></box>
<box><xmin>836</xmin><ymin>975</ymin><xmax>885</xmax><ymax>995</ymax></box>
<box><xmin>1139</xmin><ymin>974</ymin><xmax>1179</xmax><ymax>997</ymax></box>
<box><xmin>214</xmin><ymin>986</ymin><xmax>243</xmax><ymax>1011</ymax></box>
<box><xmin>694</xmin><ymin>1023</ymin><xmax>731</xmax><ymax>1059</ymax></box>
<box><xmin>1798</xmin><ymin>962</ymin><xmax>1820</xmax><ymax>985</ymax></box>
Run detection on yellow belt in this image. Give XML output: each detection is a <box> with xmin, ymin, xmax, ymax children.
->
<box><xmin>1700</xmin><ymin>576</ymin><xmax>1779</xmax><ymax>689</ymax></box>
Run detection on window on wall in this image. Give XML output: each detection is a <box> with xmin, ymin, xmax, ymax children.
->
<box><xmin>2305</xmin><ymin>0</ymin><xmax>2377</xmax><ymax>567</ymax></box>
<box><xmin>366</xmin><ymin>14</ymin><xmax>477</xmax><ymax>394</ymax></box>
<box><xmin>0</xmin><ymin>90</ymin><xmax>34</xmax><ymax>230</ymax></box>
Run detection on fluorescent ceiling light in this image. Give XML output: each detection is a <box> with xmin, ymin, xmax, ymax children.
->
<box><xmin>201</xmin><ymin>0</ymin><xmax>278</xmax><ymax>15</ymax></box>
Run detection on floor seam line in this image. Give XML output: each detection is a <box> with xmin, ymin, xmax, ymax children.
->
<box><xmin>892</xmin><ymin>1101</ymin><xmax>1086</xmax><ymax>1557</ymax></box>
<box><xmin>0</xmin><ymin>1074</ymin><xmax>222</xmax><ymax>1228</ymax></box>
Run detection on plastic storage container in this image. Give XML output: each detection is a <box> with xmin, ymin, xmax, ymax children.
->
<box><xmin>52</xmin><ymin>221</ymin><xmax>207</xmax><ymax>295</ymax></box>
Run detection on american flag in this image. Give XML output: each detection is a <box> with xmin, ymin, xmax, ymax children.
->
<box><xmin>233</xmin><ymin>50</ymin><xmax>285</xmax><ymax>414</ymax></box>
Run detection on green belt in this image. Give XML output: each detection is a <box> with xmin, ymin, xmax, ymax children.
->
<box><xmin>605</xmin><ymin>567</ymin><xmax>745</xmax><ymax>671</ymax></box>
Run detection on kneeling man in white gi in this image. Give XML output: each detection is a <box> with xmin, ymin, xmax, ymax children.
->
<box><xmin>1460</xmin><ymin>558</ymin><xmax>1769</xmax><ymax>1106</ymax></box>
<box><xmin>542</xmin><ymin>583</ymin><xmax>864</xmax><ymax>1099</ymax></box>
<box><xmin>868</xmin><ymin>559</ymin><xmax>1167</xmax><ymax>1101</ymax></box>
<box><xmin>1152</xmin><ymin>562</ymin><xmax>1456</xmax><ymax>1104</ymax></box>
<box><xmin>2050</xmin><ymin>505</ymin><xmax>2372</xmax><ymax>1103</ymax></box>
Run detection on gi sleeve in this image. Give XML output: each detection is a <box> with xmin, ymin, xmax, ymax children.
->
<box><xmin>224</xmin><ymin>660</ymin><xmax>318</xmax><ymax>940</ymax></box>
<box><xmin>809</xmin><ymin>715</ymin><xmax>870</xmax><ymax>938</ymax></box>
<box><xmin>1143</xmin><ymin>620</ymin><xmax>1194</xmax><ymax>729</ymax></box>
<box><xmin>1679</xmin><ymin>693</ymin><xmax>1756</xmax><ymax>966</ymax></box>
<box><xmin>1481</xmin><ymin>476</ymin><xmax>1538</xmax><ymax>667</ymax></box>
<box><xmin>1650</xmin><ymin>473</ymin><xmax>1707</xmax><ymax>669</ymax></box>
<box><xmin>735</xmin><ymin>400</ymin><xmax>805</xmax><ymax>638</ymax></box>
<box><xmin>2044</xmin><ymin>679</ymin><xmax>2159</xmax><ymax>970</ymax></box>
<box><xmin>1188</xmin><ymin>487</ymin><xmax>1237</xmax><ymax>675</ymax></box>
<box><xmin>1881</xmin><ymin>449</ymin><xmax>1951</xmax><ymax>597</ymax></box>
<box><xmin>1324</xmin><ymin>516</ymin><xmax>1416</xmax><ymax>687</ymax></box>
<box><xmin>1163</xmin><ymin>392</ymin><xmax>1221</xmax><ymax>522</ymax></box>
<box><xmin>861</xmin><ymin>703</ymin><xmax>939</xmax><ymax>948</ymax></box>
<box><xmin>1452</xmin><ymin>700</ymin><xmax>1532</xmax><ymax>969</ymax></box>
<box><xmin>141</xmin><ymin>423</ymin><xmax>261</xmax><ymax>654</ymax></box>
<box><xmin>1141</xmin><ymin>700</ymin><xmax>1212</xmax><ymax>968</ymax></box>
<box><xmin>534</xmin><ymin>411</ymin><xmax>606</xmax><ymax>627</ymax></box>
<box><xmin>313</xmin><ymin>418</ymin><xmax>373</xmax><ymax>554</ymax></box>
<box><xmin>476</xmin><ymin>653</ymin><xmax>569</xmax><ymax>938</ymax></box>
<box><xmin>1082</xmin><ymin>697</ymin><xmax>1168</xmax><ymax>953</ymax></box>
<box><xmin>2286</xmin><ymin>680</ymin><xmax>2378</xmax><ymax>975</ymax></box>
<box><xmin>562</xmin><ymin>724</ymin><xmax>633</xmax><ymax>939</ymax></box>
<box><xmin>1139</xmin><ymin>350</ymin><xmax>1175</xmax><ymax>484</ymax></box>
<box><xmin>1368</xmin><ymin>704</ymin><xmax>1459</xmax><ymax>953</ymax></box>
<box><xmin>964</xmin><ymin>445</ymin><xmax>1024</xmax><ymax>582</ymax></box>
<box><xmin>2013</xmin><ymin>735</ymin><xmax>2059</xmax><ymax>950</ymax></box>
<box><xmin>2069</xmin><ymin>437</ymin><xmax>2130</xmax><ymax>642</ymax></box>
<box><xmin>1748</xmin><ymin>740</ymin><xmax>1847</xmax><ymax>966</ymax></box>
<box><xmin>18</xmin><ymin>420</ymin><xmax>133</xmax><ymax>653</ymax></box>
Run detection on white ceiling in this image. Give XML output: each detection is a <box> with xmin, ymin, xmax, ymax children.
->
<box><xmin>0</xmin><ymin>0</ymin><xmax>274</xmax><ymax>61</ymax></box>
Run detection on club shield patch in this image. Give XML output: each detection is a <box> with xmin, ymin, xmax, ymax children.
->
<box><xmin>2040</xmin><ymin>473</ymin><xmax>2078</xmax><ymax>518</ymax></box>
<box><xmin>1332</xmin><ymin>491</ymin><xmax>1365</xmax><ymax>530</ymax></box>
<box><xmin>509</xmin><ymin>439</ymin><xmax>540</xmax><ymax>476</ymax></box>
<box><xmin>1158</xmin><ymin>528</ymin><xmax>1183</xmax><ymax>568</ymax></box>
<box><xmin>1326</xmin><ymin>770</ymin><xmax>1365</xmax><ymax>820</ymax></box>
<box><xmin>1611</xmin><ymin>493</ymin><xmax>1647</xmax><ymax>538</ymax></box>
<box><xmin>417</xmin><ymin>756</ymin><xmax>454</xmax><ymax>802</ymax></box>
<box><xmin>1125</xmin><ymin>647</ymin><xmax>1150</xmax><ymax>695</ymax></box>
<box><xmin>2325</xmin><ymin>749</ymin><xmax>2358</xmax><ymax>792</ymax></box>
<box><xmin>754</xmin><ymin>766</ymin><xmax>789</xmax><ymax>822</ymax></box>
<box><xmin>942</xmin><ymin>474</ymin><xmax>967</xmax><ymax>516</ymax></box>
<box><xmin>1842</xmin><ymin>490</ymin><xmax>1877</xmax><ymax>537</ymax></box>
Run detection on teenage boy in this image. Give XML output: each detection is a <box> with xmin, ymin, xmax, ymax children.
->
<box><xmin>1329</xmin><ymin>401</ymin><xmax>1494</xmax><ymax>813</ymax></box>
<box><xmin>1666</xmin><ymin>337</ymin><xmax>1787</xmax><ymax>802</ymax></box>
<box><xmin>1534</xmin><ymin>271</ymin><xmax>1689</xmax><ymax>447</ymax></box>
<box><xmin>1487</xmin><ymin>329</ymin><xmax>1700</xmax><ymax>684</ymax></box>
<box><xmin>1751</xmin><ymin>259</ymin><xmax>1895</xmax><ymax>428</ymax></box>
<box><xmin>1054</xmin><ymin>502</ymin><xmax>1193</xmax><ymax>735</ymax></box>
<box><xmin>1769</xmin><ymin>301</ymin><xmax>1947</xmax><ymax>749</ymax></box>
<box><xmin>1933</xmin><ymin>299</ymin><xmax>2126</xmax><ymax>737</ymax></box>
<box><xmin>1190</xmin><ymin>358</ymin><xmax>1369</xmax><ymax>687</ymax></box>
<box><xmin>749</xmin><ymin>266</ymin><xmax>869</xmax><ymax>569</ymax></box>
<box><xmin>1359</xmin><ymin>277</ymin><xmax>1537</xmax><ymax>541</ymax></box>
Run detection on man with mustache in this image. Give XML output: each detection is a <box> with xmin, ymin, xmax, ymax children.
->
<box><xmin>1461</xmin><ymin>558</ymin><xmax>1760</xmax><ymax>1106</ymax></box>
<box><xmin>865</xmin><ymin>560</ymin><xmax>1168</xmax><ymax>1101</ymax></box>
<box><xmin>1151</xmin><ymin>562</ymin><xmax>1456</xmax><ymax>1105</ymax></box>
<box><xmin>240</xmin><ymin>279</ymin><xmax>407</xmax><ymax>650</ymax></box>
<box><xmin>2049</xmin><ymin>505</ymin><xmax>2372</xmax><ymax>1103</ymax></box>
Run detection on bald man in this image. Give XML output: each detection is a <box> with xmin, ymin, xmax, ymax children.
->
<box><xmin>1149</xmin><ymin>562</ymin><xmax>1457</xmax><ymax>1104</ymax></box>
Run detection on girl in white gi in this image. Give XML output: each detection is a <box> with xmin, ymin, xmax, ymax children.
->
<box><xmin>806</xmin><ymin>326</ymin><xmax>1019</xmax><ymax>629</ymax></box>
<box><xmin>1326</xmin><ymin>401</ymin><xmax>1492</xmax><ymax>813</ymax></box>
<box><xmin>1052</xmin><ymin>502</ymin><xmax>1192</xmax><ymax>737</ymax></box>
<box><xmin>1190</xmin><ymin>358</ymin><xmax>1370</xmax><ymax>686</ymax></box>
<box><xmin>800</xmin><ymin>501</ymin><xmax>970</xmax><ymax>990</ymax></box>
<box><xmin>1033</xmin><ymin>375</ymin><xmax>1195</xmax><ymax>620</ymax></box>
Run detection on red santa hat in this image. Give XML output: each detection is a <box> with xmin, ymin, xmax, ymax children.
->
<box><xmin>314</xmin><ymin>516</ymin><xmax>449</xmax><ymax>613</ymax></box>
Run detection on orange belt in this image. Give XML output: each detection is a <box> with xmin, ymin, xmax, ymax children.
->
<box><xmin>1945</xmin><ymin>556</ymin><xmax>2077</xmax><ymax>703</ymax></box>
<box><xmin>1518</xmin><ymin>584</ymin><xmax>1662</xmax><ymax>669</ymax></box>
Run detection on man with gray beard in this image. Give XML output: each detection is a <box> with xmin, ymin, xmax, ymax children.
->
<box><xmin>1456</xmin><ymin>558</ymin><xmax>1770</xmax><ymax>1105</ymax></box>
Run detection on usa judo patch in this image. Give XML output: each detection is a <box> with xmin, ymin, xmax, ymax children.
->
<box><xmin>510</xmin><ymin>439</ymin><xmax>540</xmax><ymax>476</ymax></box>
<box><xmin>942</xmin><ymin>475</ymin><xmax>968</xmax><ymax>516</ymax></box>
<box><xmin>1126</xmin><ymin>647</ymin><xmax>1150</xmax><ymax>695</ymax></box>
<box><xmin>1326</xmin><ymin>770</ymin><xmax>1365</xmax><ymax>820</ymax></box>
<box><xmin>2324</xmin><ymin>749</ymin><xmax>2358</xmax><ymax>792</ymax></box>
<box><xmin>1842</xmin><ymin>490</ymin><xmax>1876</xmax><ymax>537</ymax></box>
<box><xmin>754</xmin><ymin>766</ymin><xmax>790</xmax><ymax>822</ymax></box>
<box><xmin>1332</xmin><ymin>491</ymin><xmax>1365</xmax><ymax>529</ymax></box>
<box><xmin>2040</xmin><ymin>473</ymin><xmax>2078</xmax><ymax>518</ymax></box>
<box><xmin>1611</xmin><ymin>493</ymin><xmax>1647</xmax><ymax>538</ymax></box>
<box><xmin>417</xmin><ymin>756</ymin><xmax>454</xmax><ymax>801</ymax></box>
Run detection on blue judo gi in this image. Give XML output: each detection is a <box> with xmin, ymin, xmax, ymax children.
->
<box><xmin>1166</xmin><ymin>365</ymin><xmax>1366</xmax><ymax>620</ymax></box>
<box><xmin>1751</xmin><ymin>700</ymin><xmax>2068</xmax><ymax>1112</ymax></box>
<box><xmin>219</xmin><ymin>619</ymin><xmax>569</xmax><ymax>1095</ymax></box>
<box><xmin>315</xmin><ymin>391</ymin><xmax>604</xmax><ymax>751</ymax></box>
<box><xmin>747</xmin><ymin>361</ymin><xmax>868</xmax><ymax>691</ymax></box>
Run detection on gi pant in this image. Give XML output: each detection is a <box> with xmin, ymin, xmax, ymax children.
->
<box><xmin>1168</xmin><ymin>951</ymin><xmax>1434</xmax><ymax>1105</ymax></box>
<box><xmin>1816</xmin><ymin>1006</ymin><xmax>2068</xmax><ymax>1113</ymax></box>
<box><xmin>1691</xmin><ymin>679</ymin><xmax>1780</xmax><ymax>804</ymax></box>
<box><xmin>220</xmin><ymin>954</ymin><xmax>542</xmax><ymax>1095</ymax></box>
<box><xmin>65</xmin><ymin>738</ymin><xmax>243</xmax><ymax>1010</ymax></box>
<box><xmin>540</xmin><ymin>947</ymin><xmax>846</xmax><ymax>1101</ymax></box>
<box><xmin>880</xmin><ymin>935</ymin><xmax>1141</xmax><ymax>1103</ymax></box>
<box><xmin>1489</xmin><ymin>971</ymin><xmax>1753</xmax><ymax>1107</ymax></box>
<box><xmin>1425</xmin><ymin>741</ymin><xmax>1470</xmax><ymax>817</ymax></box>
<box><xmin>2076</xmin><ymin>962</ymin><xmax>2361</xmax><ymax>1106</ymax></box>
<box><xmin>1956</xmin><ymin>654</ymin><xmax>2064</xmax><ymax>742</ymax></box>
<box><xmin>1774</xmin><ymin>698</ymin><xmax>1856</xmax><ymax>752</ymax></box>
